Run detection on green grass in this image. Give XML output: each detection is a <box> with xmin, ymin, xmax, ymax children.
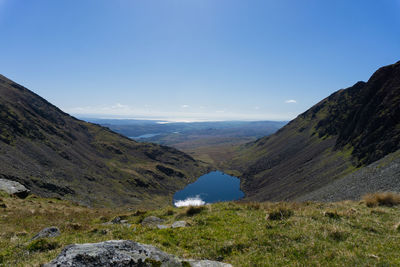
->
<box><xmin>1</xmin><ymin>192</ymin><xmax>400</xmax><ymax>266</ymax></box>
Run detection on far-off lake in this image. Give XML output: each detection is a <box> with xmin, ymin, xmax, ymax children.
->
<box><xmin>173</xmin><ymin>171</ymin><xmax>244</xmax><ymax>207</ymax></box>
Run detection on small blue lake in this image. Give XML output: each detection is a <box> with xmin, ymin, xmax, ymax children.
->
<box><xmin>173</xmin><ymin>171</ymin><xmax>244</xmax><ymax>206</ymax></box>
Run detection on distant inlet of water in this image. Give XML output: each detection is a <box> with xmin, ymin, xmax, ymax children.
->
<box><xmin>173</xmin><ymin>171</ymin><xmax>244</xmax><ymax>207</ymax></box>
<box><xmin>129</xmin><ymin>133</ymin><xmax>160</xmax><ymax>139</ymax></box>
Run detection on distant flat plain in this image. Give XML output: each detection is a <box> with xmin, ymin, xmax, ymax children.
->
<box><xmin>82</xmin><ymin>119</ymin><xmax>286</xmax><ymax>167</ymax></box>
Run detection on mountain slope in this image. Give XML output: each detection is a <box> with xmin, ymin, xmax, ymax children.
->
<box><xmin>230</xmin><ymin>61</ymin><xmax>400</xmax><ymax>201</ymax></box>
<box><xmin>296</xmin><ymin>149</ymin><xmax>400</xmax><ymax>202</ymax></box>
<box><xmin>0</xmin><ymin>74</ymin><xmax>207</xmax><ymax>207</ymax></box>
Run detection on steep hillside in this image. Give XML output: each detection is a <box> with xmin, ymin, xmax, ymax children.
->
<box><xmin>297</xmin><ymin>149</ymin><xmax>400</xmax><ymax>202</ymax></box>
<box><xmin>230</xmin><ymin>61</ymin><xmax>400</xmax><ymax>201</ymax></box>
<box><xmin>0</xmin><ymin>74</ymin><xmax>207</xmax><ymax>207</ymax></box>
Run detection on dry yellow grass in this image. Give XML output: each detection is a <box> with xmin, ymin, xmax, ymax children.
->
<box><xmin>362</xmin><ymin>192</ymin><xmax>400</xmax><ymax>207</ymax></box>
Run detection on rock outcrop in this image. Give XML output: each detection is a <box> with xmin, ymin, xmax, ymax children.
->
<box><xmin>172</xmin><ymin>221</ymin><xmax>187</xmax><ymax>228</ymax></box>
<box><xmin>141</xmin><ymin>216</ymin><xmax>164</xmax><ymax>228</ymax></box>
<box><xmin>0</xmin><ymin>178</ymin><xmax>30</xmax><ymax>198</ymax></box>
<box><xmin>44</xmin><ymin>240</ymin><xmax>232</xmax><ymax>267</ymax></box>
<box><xmin>155</xmin><ymin>221</ymin><xmax>188</xmax><ymax>229</ymax></box>
<box><xmin>31</xmin><ymin>226</ymin><xmax>60</xmax><ymax>240</ymax></box>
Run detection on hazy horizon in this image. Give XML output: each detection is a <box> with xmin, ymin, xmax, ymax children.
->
<box><xmin>75</xmin><ymin>113</ymin><xmax>291</xmax><ymax>123</ymax></box>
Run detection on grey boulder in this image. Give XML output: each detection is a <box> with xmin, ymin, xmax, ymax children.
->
<box><xmin>172</xmin><ymin>221</ymin><xmax>187</xmax><ymax>228</ymax></box>
<box><xmin>103</xmin><ymin>217</ymin><xmax>131</xmax><ymax>227</ymax></box>
<box><xmin>44</xmin><ymin>240</ymin><xmax>232</xmax><ymax>267</ymax></box>
<box><xmin>141</xmin><ymin>216</ymin><xmax>164</xmax><ymax>227</ymax></box>
<box><xmin>31</xmin><ymin>226</ymin><xmax>60</xmax><ymax>240</ymax></box>
<box><xmin>0</xmin><ymin>178</ymin><xmax>30</xmax><ymax>198</ymax></box>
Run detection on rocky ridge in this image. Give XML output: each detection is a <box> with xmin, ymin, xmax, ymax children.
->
<box><xmin>229</xmin><ymin>60</ymin><xmax>400</xmax><ymax>202</ymax></box>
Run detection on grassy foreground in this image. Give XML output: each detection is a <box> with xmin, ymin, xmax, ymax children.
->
<box><xmin>0</xmin><ymin>192</ymin><xmax>399</xmax><ymax>266</ymax></box>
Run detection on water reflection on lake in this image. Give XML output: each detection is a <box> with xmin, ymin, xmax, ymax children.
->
<box><xmin>173</xmin><ymin>171</ymin><xmax>244</xmax><ymax>207</ymax></box>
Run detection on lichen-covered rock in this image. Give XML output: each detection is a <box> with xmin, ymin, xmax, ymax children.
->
<box><xmin>31</xmin><ymin>227</ymin><xmax>60</xmax><ymax>240</ymax></box>
<box><xmin>0</xmin><ymin>179</ymin><xmax>30</xmax><ymax>198</ymax></box>
<box><xmin>44</xmin><ymin>240</ymin><xmax>232</xmax><ymax>267</ymax></box>
<box><xmin>172</xmin><ymin>221</ymin><xmax>187</xmax><ymax>228</ymax></box>
<box><xmin>141</xmin><ymin>216</ymin><xmax>164</xmax><ymax>227</ymax></box>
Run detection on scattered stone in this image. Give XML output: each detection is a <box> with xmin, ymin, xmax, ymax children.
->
<box><xmin>103</xmin><ymin>217</ymin><xmax>131</xmax><ymax>227</ymax></box>
<box><xmin>0</xmin><ymin>179</ymin><xmax>30</xmax><ymax>198</ymax></box>
<box><xmin>141</xmin><ymin>216</ymin><xmax>164</xmax><ymax>228</ymax></box>
<box><xmin>187</xmin><ymin>259</ymin><xmax>232</xmax><ymax>267</ymax></box>
<box><xmin>172</xmin><ymin>221</ymin><xmax>187</xmax><ymax>228</ymax></box>
<box><xmin>157</xmin><ymin>225</ymin><xmax>169</xmax><ymax>229</ymax></box>
<box><xmin>31</xmin><ymin>227</ymin><xmax>60</xmax><ymax>241</ymax></box>
<box><xmin>99</xmin><ymin>229</ymin><xmax>109</xmax><ymax>235</ymax></box>
<box><xmin>111</xmin><ymin>216</ymin><xmax>122</xmax><ymax>224</ymax></box>
<box><xmin>44</xmin><ymin>240</ymin><xmax>232</xmax><ymax>267</ymax></box>
<box><xmin>368</xmin><ymin>254</ymin><xmax>379</xmax><ymax>259</ymax></box>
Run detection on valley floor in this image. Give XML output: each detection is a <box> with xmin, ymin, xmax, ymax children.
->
<box><xmin>0</xmin><ymin>192</ymin><xmax>399</xmax><ymax>266</ymax></box>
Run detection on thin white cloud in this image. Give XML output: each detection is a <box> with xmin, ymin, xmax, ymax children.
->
<box><xmin>285</xmin><ymin>99</ymin><xmax>297</xmax><ymax>104</ymax></box>
<box><xmin>181</xmin><ymin>105</ymin><xmax>189</xmax><ymax>108</ymax></box>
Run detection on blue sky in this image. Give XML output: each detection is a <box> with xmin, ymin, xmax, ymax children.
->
<box><xmin>0</xmin><ymin>0</ymin><xmax>399</xmax><ymax>121</ymax></box>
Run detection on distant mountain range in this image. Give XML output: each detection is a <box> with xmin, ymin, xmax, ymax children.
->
<box><xmin>83</xmin><ymin>119</ymin><xmax>286</xmax><ymax>142</ymax></box>
<box><xmin>229</xmin><ymin>61</ymin><xmax>400</xmax><ymax>201</ymax></box>
<box><xmin>0</xmin><ymin>75</ymin><xmax>207</xmax><ymax>207</ymax></box>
